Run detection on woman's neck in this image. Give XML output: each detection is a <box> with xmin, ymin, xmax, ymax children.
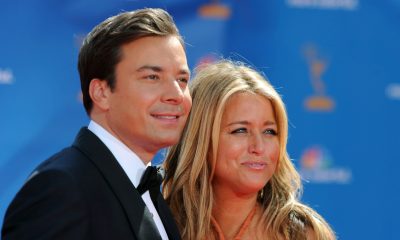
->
<box><xmin>212</xmin><ymin>188</ymin><xmax>259</xmax><ymax>239</ymax></box>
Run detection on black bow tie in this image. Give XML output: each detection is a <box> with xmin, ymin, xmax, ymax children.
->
<box><xmin>136</xmin><ymin>166</ymin><xmax>182</xmax><ymax>239</ymax></box>
<box><xmin>137</xmin><ymin>166</ymin><xmax>163</xmax><ymax>195</ymax></box>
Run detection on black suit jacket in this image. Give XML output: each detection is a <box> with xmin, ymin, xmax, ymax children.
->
<box><xmin>1</xmin><ymin>127</ymin><xmax>181</xmax><ymax>240</ymax></box>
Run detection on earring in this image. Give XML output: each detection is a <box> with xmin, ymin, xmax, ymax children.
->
<box><xmin>259</xmin><ymin>188</ymin><xmax>264</xmax><ymax>199</ymax></box>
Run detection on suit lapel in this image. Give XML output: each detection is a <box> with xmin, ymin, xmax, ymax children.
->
<box><xmin>155</xmin><ymin>194</ymin><xmax>182</xmax><ymax>240</ymax></box>
<box><xmin>72</xmin><ymin>128</ymin><xmax>161</xmax><ymax>240</ymax></box>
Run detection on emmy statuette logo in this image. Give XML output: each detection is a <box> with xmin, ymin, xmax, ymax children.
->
<box><xmin>198</xmin><ymin>0</ymin><xmax>231</xmax><ymax>19</ymax></box>
<box><xmin>303</xmin><ymin>44</ymin><xmax>335</xmax><ymax>111</ymax></box>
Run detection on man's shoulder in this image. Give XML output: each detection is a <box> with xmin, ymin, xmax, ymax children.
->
<box><xmin>36</xmin><ymin>146</ymin><xmax>88</xmax><ymax>172</ymax></box>
<box><xmin>35</xmin><ymin>127</ymin><xmax>100</xmax><ymax>173</ymax></box>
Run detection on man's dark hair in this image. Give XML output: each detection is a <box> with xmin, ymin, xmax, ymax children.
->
<box><xmin>78</xmin><ymin>8</ymin><xmax>183</xmax><ymax>114</ymax></box>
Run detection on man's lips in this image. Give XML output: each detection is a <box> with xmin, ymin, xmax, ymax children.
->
<box><xmin>151</xmin><ymin>114</ymin><xmax>179</xmax><ymax>119</ymax></box>
<box><xmin>150</xmin><ymin>112</ymin><xmax>184</xmax><ymax>121</ymax></box>
<box><xmin>151</xmin><ymin>105</ymin><xmax>185</xmax><ymax>119</ymax></box>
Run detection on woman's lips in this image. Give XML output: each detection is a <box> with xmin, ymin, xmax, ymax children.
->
<box><xmin>241</xmin><ymin>162</ymin><xmax>267</xmax><ymax>170</ymax></box>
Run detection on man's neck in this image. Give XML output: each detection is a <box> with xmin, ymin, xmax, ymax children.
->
<box><xmin>89</xmin><ymin>117</ymin><xmax>154</xmax><ymax>164</ymax></box>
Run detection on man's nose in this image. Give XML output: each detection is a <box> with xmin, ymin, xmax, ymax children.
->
<box><xmin>161</xmin><ymin>79</ymin><xmax>184</xmax><ymax>105</ymax></box>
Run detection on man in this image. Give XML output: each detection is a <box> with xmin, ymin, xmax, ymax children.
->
<box><xmin>1</xmin><ymin>8</ymin><xmax>191</xmax><ymax>240</ymax></box>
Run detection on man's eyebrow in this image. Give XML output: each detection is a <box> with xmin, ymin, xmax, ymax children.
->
<box><xmin>136</xmin><ymin>65</ymin><xmax>162</xmax><ymax>72</ymax></box>
<box><xmin>136</xmin><ymin>65</ymin><xmax>190</xmax><ymax>76</ymax></box>
<box><xmin>179</xmin><ymin>69</ymin><xmax>191</xmax><ymax>76</ymax></box>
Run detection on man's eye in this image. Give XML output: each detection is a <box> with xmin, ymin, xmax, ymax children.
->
<box><xmin>177</xmin><ymin>77</ymin><xmax>188</xmax><ymax>83</ymax></box>
<box><xmin>146</xmin><ymin>74</ymin><xmax>159</xmax><ymax>80</ymax></box>
<box><xmin>231</xmin><ymin>128</ymin><xmax>247</xmax><ymax>134</ymax></box>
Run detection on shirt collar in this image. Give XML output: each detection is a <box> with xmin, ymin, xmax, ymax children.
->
<box><xmin>87</xmin><ymin>120</ymin><xmax>150</xmax><ymax>187</ymax></box>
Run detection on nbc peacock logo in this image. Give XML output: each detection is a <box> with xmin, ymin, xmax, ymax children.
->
<box><xmin>195</xmin><ymin>54</ymin><xmax>218</xmax><ymax>70</ymax></box>
<box><xmin>299</xmin><ymin>145</ymin><xmax>352</xmax><ymax>184</ymax></box>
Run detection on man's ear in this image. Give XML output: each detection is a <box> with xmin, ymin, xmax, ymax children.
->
<box><xmin>89</xmin><ymin>79</ymin><xmax>111</xmax><ymax>111</ymax></box>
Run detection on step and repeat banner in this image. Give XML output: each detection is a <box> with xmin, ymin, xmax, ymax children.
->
<box><xmin>1</xmin><ymin>0</ymin><xmax>399</xmax><ymax>239</ymax></box>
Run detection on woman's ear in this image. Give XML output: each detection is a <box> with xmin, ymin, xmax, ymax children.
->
<box><xmin>88</xmin><ymin>79</ymin><xmax>111</xmax><ymax>111</ymax></box>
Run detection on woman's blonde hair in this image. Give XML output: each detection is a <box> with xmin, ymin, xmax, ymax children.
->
<box><xmin>163</xmin><ymin>60</ymin><xmax>335</xmax><ymax>240</ymax></box>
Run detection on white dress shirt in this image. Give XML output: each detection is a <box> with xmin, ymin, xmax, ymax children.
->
<box><xmin>88</xmin><ymin>120</ymin><xmax>169</xmax><ymax>240</ymax></box>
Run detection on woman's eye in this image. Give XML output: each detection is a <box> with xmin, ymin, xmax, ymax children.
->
<box><xmin>264</xmin><ymin>129</ymin><xmax>278</xmax><ymax>136</ymax></box>
<box><xmin>231</xmin><ymin>128</ymin><xmax>247</xmax><ymax>134</ymax></box>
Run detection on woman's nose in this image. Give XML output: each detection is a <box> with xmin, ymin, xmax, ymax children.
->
<box><xmin>249</xmin><ymin>133</ymin><xmax>265</xmax><ymax>155</ymax></box>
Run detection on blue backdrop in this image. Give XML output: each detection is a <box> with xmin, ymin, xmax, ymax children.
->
<box><xmin>1</xmin><ymin>0</ymin><xmax>399</xmax><ymax>239</ymax></box>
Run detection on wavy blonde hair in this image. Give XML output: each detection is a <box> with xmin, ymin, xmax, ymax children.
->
<box><xmin>163</xmin><ymin>60</ymin><xmax>335</xmax><ymax>240</ymax></box>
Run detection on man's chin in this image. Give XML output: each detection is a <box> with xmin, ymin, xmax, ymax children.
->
<box><xmin>156</xmin><ymin>135</ymin><xmax>181</xmax><ymax>148</ymax></box>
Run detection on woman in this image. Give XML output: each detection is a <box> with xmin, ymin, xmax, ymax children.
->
<box><xmin>163</xmin><ymin>60</ymin><xmax>336</xmax><ymax>240</ymax></box>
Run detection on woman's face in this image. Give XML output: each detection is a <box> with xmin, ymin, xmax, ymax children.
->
<box><xmin>213</xmin><ymin>92</ymin><xmax>280</xmax><ymax>197</ymax></box>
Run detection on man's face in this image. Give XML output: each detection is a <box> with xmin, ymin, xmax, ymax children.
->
<box><xmin>103</xmin><ymin>36</ymin><xmax>191</xmax><ymax>162</ymax></box>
